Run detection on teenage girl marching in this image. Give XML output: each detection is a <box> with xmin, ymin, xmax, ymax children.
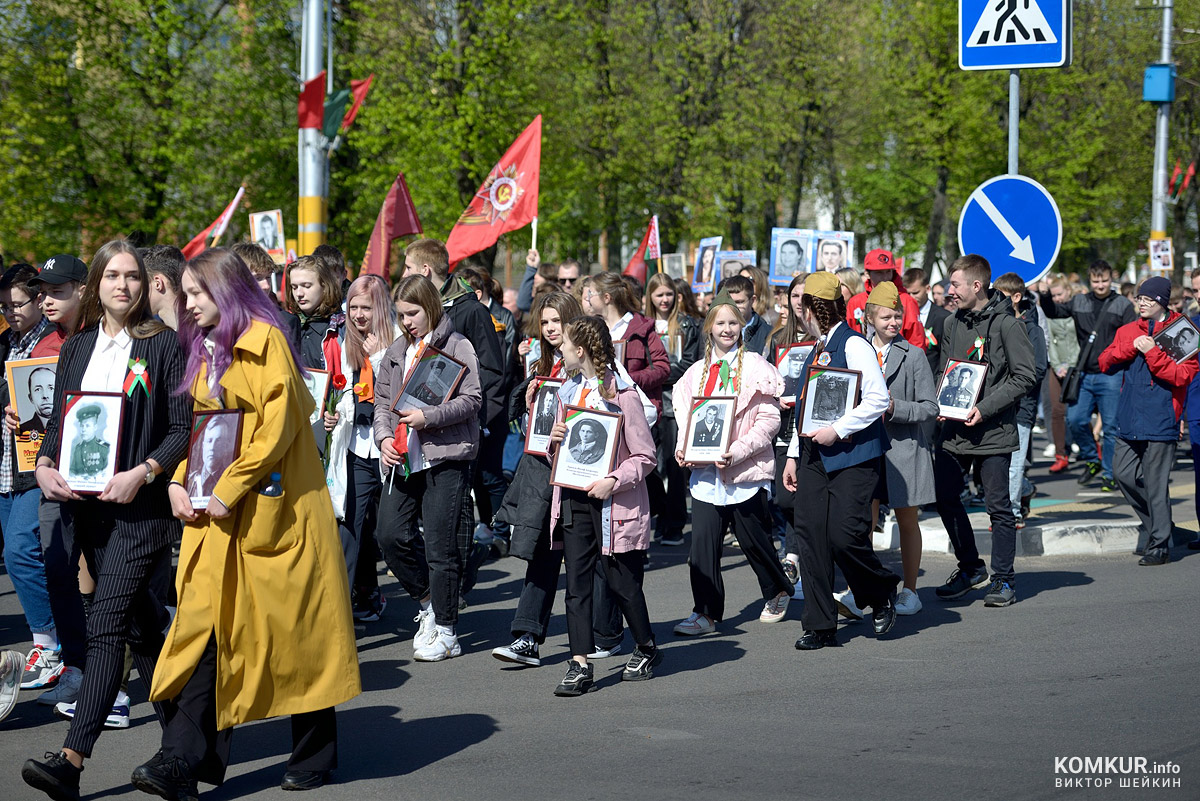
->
<box><xmin>547</xmin><ymin>316</ymin><xmax>659</xmax><ymax>696</ymax></box>
<box><xmin>671</xmin><ymin>291</ymin><xmax>795</xmax><ymax>636</ymax></box>
<box><xmin>783</xmin><ymin>271</ymin><xmax>900</xmax><ymax>650</ymax></box>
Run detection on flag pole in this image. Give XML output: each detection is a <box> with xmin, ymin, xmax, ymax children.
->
<box><xmin>656</xmin><ymin>257</ymin><xmax>662</xmax><ymax>276</ymax></box>
<box><xmin>531</xmin><ymin>217</ymin><xmax>538</xmax><ymax>252</ymax></box>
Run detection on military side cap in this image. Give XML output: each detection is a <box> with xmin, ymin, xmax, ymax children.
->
<box><xmin>77</xmin><ymin>404</ymin><xmax>102</xmax><ymax>420</ymax></box>
<box><xmin>866</xmin><ymin>281</ymin><xmax>900</xmax><ymax>310</ymax></box>
<box><xmin>806</xmin><ymin>270</ymin><xmax>841</xmax><ymax>301</ymax></box>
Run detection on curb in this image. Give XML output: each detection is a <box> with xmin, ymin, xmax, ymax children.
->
<box><xmin>872</xmin><ymin>517</ymin><xmax>1194</xmax><ymax>557</ymax></box>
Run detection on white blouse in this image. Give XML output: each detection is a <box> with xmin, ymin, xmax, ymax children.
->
<box><xmin>81</xmin><ymin>326</ymin><xmax>133</xmax><ymax>393</ymax></box>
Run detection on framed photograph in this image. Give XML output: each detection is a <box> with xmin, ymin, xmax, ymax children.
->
<box><xmin>58</xmin><ymin>392</ymin><xmax>124</xmax><ymax>494</ymax></box>
<box><xmin>6</xmin><ymin>356</ymin><xmax>58</xmax><ymax>472</ymax></box>
<box><xmin>768</xmin><ymin>228</ymin><xmax>814</xmax><ymax>285</ymax></box>
<box><xmin>1153</xmin><ymin>315</ymin><xmax>1200</xmax><ymax>363</ymax></box>
<box><xmin>303</xmin><ymin>369</ymin><xmax>331</xmax><ymax>424</ymax></box>
<box><xmin>691</xmin><ymin>236</ymin><xmax>723</xmax><ymax>294</ymax></box>
<box><xmin>185</xmin><ymin>410</ymin><xmax>244</xmax><ymax>510</ymax></box>
<box><xmin>937</xmin><ymin>359</ymin><xmax>989</xmax><ymax>421</ymax></box>
<box><xmin>812</xmin><ymin>232</ymin><xmax>854</xmax><ymax>273</ymax></box>
<box><xmin>613</xmin><ymin>339</ymin><xmax>627</xmax><ymax>366</ymax></box>
<box><xmin>523</xmin><ymin>337</ymin><xmax>542</xmax><ymax>378</ymax></box>
<box><xmin>662</xmin><ymin>253</ymin><xmax>685</xmax><ymax>280</ymax></box>
<box><xmin>666</xmin><ymin>333</ymin><xmax>683</xmax><ymax>361</ymax></box>
<box><xmin>550</xmin><ymin>405</ymin><xmax>622</xmax><ymax>490</ymax></box>
<box><xmin>394</xmin><ymin>346</ymin><xmax>468</xmax><ymax>411</ymax></box>
<box><xmin>248</xmin><ymin>209</ymin><xmax>286</xmax><ymax>264</ymax></box>
<box><xmin>1148</xmin><ymin>237</ymin><xmax>1174</xmax><ymax>274</ymax></box>
<box><xmin>715</xmin><ymin>250</ymin><xmax>757</xmax><ymax>283</ymax></box>
<box><xmin>523</xmin><ymin>377</ymin><xmax>564</xmax><ymax>457</ymax></box>
<box><xmin>798</xmin><ymin>367</ymin><xmax>861</xmax><ymax>435</ymax></box>
<box><xmin>681</xmin><ymin>396</ymin><xmax>737</xmax><ymax>464</ymax></box>
<box><xmin>774</xmin><ymin>342</ymin><xmax>817</xmax><ymax>406</ymax></box>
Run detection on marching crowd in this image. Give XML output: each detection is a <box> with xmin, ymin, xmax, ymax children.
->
<box><xmin>0</xmin><ymin>235</ymin><xmax>1196</xmax><ymax>801</ymax></box>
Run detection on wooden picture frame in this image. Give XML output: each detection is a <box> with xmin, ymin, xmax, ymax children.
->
<box><xmin>6</xmin><ymin>355</ymin><xmax>58</xmax><ymax>472</ymax></box>
<box><xmin>937</xmin><ymin>358</ymin><xmax>989</xmax><ymax>421</ymax></box>
<box><xmin>303</xmin><ymin>368</ymin><xmax>331</xmax><ymax>424</ymax></box>
<box><xmin>681</xmin><ymin>395</ymin><xmax>737</xmax><ymax>464</ymax></box>
<box><xmin>797</xmin><ymin>367</ymin><xmax>862</xmax><ymax>436</ymax></box>
<box><xmin>524</xmin><ymin>377</ymin><xmax>565</xmax><ymax>457</ymax></box>
<box><xmin>58</xmin><ymin>391</ymin><xmax>125</xmax><ymax>495</ymax></box>
<box><xmin>613</xmin><ymin>339</ymin><xmax>627</xmax><ymax>366</ymax></box>
<box><xmin>774</xmin><ymin>341</ymin><xmax>817</xmax><ymax>407</ymax></box>
<box><xmin>1153</xmin><ymin>315</ymin><xmax>1200</xmax><ymax>363</ymax></box>
<box><xmin>393</xmin><ymin>345</ymin><xmax>469</xmax><ymax>412</ymax></box>
<box><xmin>550</xmin><ymin>405</ymin><xmax>622</xmax><ymax>490</ymax></box>
<box><xmin>185</xmin><ymin>410</ymin><xmax>245</xmax><ymax>511</ymax></box>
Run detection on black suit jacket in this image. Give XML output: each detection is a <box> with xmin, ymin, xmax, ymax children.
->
<box><xmin>924</xmin><ymin>303</ymin><xmax>951</xmax><ymax>377</ymax></box>
<box><xmin>40</xmin><ymin>325</ymin><xmax>190</xmax><ymax>550</ymax></box>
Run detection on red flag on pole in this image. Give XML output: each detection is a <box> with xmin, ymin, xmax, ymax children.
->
<box><xmin>1169</xmin><ymin>159</ymin><xmax>1182</xmax><ymax>198</ymax></box>
<box><xmin>298</xmin><ymin>71</ymin><xmax>327</xmax><ymax>129</ymax></box>
<box><xmin>446</xmin><ymin>115</ymin><xmax>542</xmax><ymax>267</ymax></box>
<box><xmin>341</xmin><ymin>74</ymin><xmax>375</xmax><ymax>133</ymax></box>
<box><xmin>623</xmin><ymin>215</ymin><xmax>660</xmax><ymax>282</ymax></box>
<box><xmin>181</xmin><ymin>186</ymin><xmax>246</xmax><ymax>260</ymax></box>
<box><xmin>1183</xmin><ymin>162</ymin><xmax>1197</xmax><ymax>195</ymax></box>
<box><xmin>360</xmin><ymin>173</ymin><xmax>424</xmax><ymax>280</ymax></box>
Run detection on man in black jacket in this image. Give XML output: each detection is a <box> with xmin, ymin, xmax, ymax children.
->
<box><xmin>904</xmin><ymin>267</ymin><xmax>950</xmax><ymax>375</ymax></box>
<box><xmin>1038</xmin><ymin>260</ymin><xmax>1136</xmax><ymax>490</ymax></box>
<box><xmin>932</xmin><ymin>255</ymin><xmax>1036</xmax><ymax>609</ymax></box>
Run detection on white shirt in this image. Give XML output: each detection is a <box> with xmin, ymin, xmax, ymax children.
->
<box><xmin>689</xmin><ymin>347</ymin><xmax>772</xmax><ymax>506</ymax></box>
<box><xmin>787</xmin><ymin>323</ymin><xmax>890</xmax><ymax>459</ymax></box>
<box><xmin>919</xmin><ymin>298</ymin><xmax>933</xmax><ymax>327</ymax></box>
<box><xmin>81</xmin><ymin>326</ymin><xmax>134</xmax><ymax>393</ymax></box>
<box><xmin>609</xmin><ymin>312</ymin><xmax>633</xmax><ymax>341</ymax></box>
<box><xmin>401</xmin><ymin>333</ymin><xmax>434</xmax><ymax>472</ymax></box>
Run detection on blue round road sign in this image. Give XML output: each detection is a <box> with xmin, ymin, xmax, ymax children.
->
<box><xmin>957</xmin><ymin>175</ymin><xmax>1062</xmax><ymax>285</ymax></box>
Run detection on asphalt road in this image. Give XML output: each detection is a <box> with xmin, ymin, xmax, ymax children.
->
<box><xmin>3</xmin><ymin>534</ymin><xmax>1198</xmax><ymax>801</ymax></box>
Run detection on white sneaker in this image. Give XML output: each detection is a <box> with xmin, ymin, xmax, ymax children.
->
<box><xmin>673</xmin><ymin>612</ymin><xmax>716</xmax><ymax>636</ymax></box>
<box><xmin>413</xmin><ymin>630</ymin><xmax>461</xmax><ymax>662</ymax></box>
<box><xmin>834</xmin><ymin>589</ymin><xmax>864</xmax><ymax>621</ymax></box>
<box><xmin>0</xmin><ymin>650</ymin><xmax>21</xmax><ymax>722</ymax></box>
<box><xmin>1041</xmin><ymin>442</ymin><xmax>1056</xmax><ymax>458</ymax></box>
<box><xmin>412</xmin><ymin>608</ymin><xmax>436</xmax><ymax>650</ymax></box>
<box><xmin>587</xmin><ymin>643</ymin><xmax>623</xmax><ymax>659</ymax></box>
<box><xmin>54</xmin><ymin>697</ymin><xmax>131</xmax><ymax>729</ymax></box>
<box><xmin>896</xmin><ymin>588</ymin><xmax>923</xmax><ymax>615</ymax></box>
<box><xmin>20</xmin><ymin>644</ymin><xmax>64</xmax><ymax>690</ymax></box>
<box><xmin>759</xmin><ymin>592</ymin><xmax>790</xmax><ymax>623</ymax></box>
<box><xmin>38</xmin><ymin>665</ymin><xmax>83</xmax><ymax>705</ymax></box>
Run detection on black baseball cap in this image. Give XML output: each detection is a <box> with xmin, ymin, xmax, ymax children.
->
<box><xmin>30</xmin><ymin>254</ymin><xmax>88</xmax><ymax>286</ymax></box>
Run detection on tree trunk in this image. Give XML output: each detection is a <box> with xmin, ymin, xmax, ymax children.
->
<box><xmin>923</xmin><ymin>164</ymin><xmax>950</xmax><ymax>276</ymax></box>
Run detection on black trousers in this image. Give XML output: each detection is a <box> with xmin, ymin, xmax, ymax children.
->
<box><xmin>38</xmin><ymin>499</ymin><xmax>87</xmax><ymax>669</ymax></box>
<box><xmin>339</xmin><ymin>452</ymin><xmax>382</xmax><ymax>588</ymax></box>
<box><xmin>933</xmin><ymin>449</ymin><xmax>1015</xmax><ymax>582</ymax></box>
<box><xmin>64</xmin><ymin>513</ymin><xmax>171</xmax><ymax>757</ymax></box>
<box><xmin>654</xmin><ymin>414</ymin><xmax>689</xmax><ymax>536</ymax></box>
<box><xmin>774</xmin><ymin>444</ymin><xmax>799</xmax><ymax>555</ymax></box>
<box><xmin>561</xmin><ymin>490</ymin><xmax>654</xmax><ymax>657</ymax></box>
<box><xmin>474</xmin><ymin>427</ymin><xmax>510</xmax><ymax>536</ymax></box>
<box><xmin>377</xmin><ymin>460</ymin><xmax>470</xmax><ymax>627</ymax></box>
<box><xmin>160</xmin><ymin>634</ymin><xmax>336</xmax><ymax>786</ymax></box>
<box><xmin>794</xmin><ymin>443</ymin><xmax>899</xmax><ymax>633</ymax></box>
<box><xmin>689</xmin><ymin>490</ymin><xmax>793</xmax><ymax>621</ymax></box>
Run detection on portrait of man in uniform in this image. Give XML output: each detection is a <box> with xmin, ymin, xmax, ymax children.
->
<box><xmin>691</xmin><ymin>404</ymin><xmax>725</xmax><ymax>447</ymax></box>
<box><xmin>69</xmin><ymin>403</ymin><xmax>111</xmax><ymax>481</ymax></box>
<box><xmin>18</xmin><ymin>365</ymin><xmax>55</xmax><ymax>438</ymax></box>
<box><xmin>186</xmin><ymin>414</ymin><xmax>240</xmax><ymax>504</ymax></box>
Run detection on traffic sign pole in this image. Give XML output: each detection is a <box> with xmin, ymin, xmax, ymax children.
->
<box><xmin>1008</xmin><ymin>70</ymin><xmax>1019</xmax><ymax>175</ymax></box>
<box><xmin>1150</xmin><ymin>0</ymin><xmax>1174</xmax><ymax>238</ymax></box>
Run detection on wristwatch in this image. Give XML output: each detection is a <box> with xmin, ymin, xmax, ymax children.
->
<box><xmin>143</xmin><ymin>461</ymin><xmax>155</xmax><ymax>485</ymax></box>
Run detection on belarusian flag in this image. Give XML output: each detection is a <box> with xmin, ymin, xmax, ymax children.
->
<box><xmin>446</xmin><ymin>115</ymin><xmax>541</xmax><ymax>267</ymax></box>
<box><xmin>623</xmin><ymin>215</ymin><xmax>660</xmax><ymax>283</ymax></box>
<box><xmin>181</xmin><ymin>186</ymin><xmax>245</xmax><ymax>259</ymax></box>
<box><xmin>360</xmin><ymin>173</ymin><xmax>423</xmax><ymax>280</ymax></box>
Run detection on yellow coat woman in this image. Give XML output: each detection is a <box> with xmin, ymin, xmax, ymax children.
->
<box><xmin>150</xmin><ymin>318</ymin><xmax>361</xmax><ymax>730</ymax></box>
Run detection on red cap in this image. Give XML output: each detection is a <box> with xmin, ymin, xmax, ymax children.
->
<box><xmin>863</xmin><ymin>249</ymin><xmax>895</xmax><ymax>272</ymax></box>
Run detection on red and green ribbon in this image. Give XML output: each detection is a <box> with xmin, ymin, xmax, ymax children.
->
<box><xmin>123</xmin><ymin>358</ymin><xmax>151</xmax><ymax>399</ymax></box>
<box><xmin>968</xmin><ymin>336</ymin><xmax>985</xmax><ymax>360</ymax></box>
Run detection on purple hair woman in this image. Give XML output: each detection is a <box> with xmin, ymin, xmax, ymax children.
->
<box><xmin>128</xmin><ymin>249</ymin><xmax>360</xmax><ymax>796</ymax></box>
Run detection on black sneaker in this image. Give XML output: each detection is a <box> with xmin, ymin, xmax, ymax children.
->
<box><xmin>492</xmin><ymin>634</ymin><xmax>541</xmax><ymax>667</ymax></box>
<box><xmin>22</xmin><ymin>751</ymin><xmax>82</xmax><ymax>801</ymax></box>
<box><xmin>1077</xmin><ymin>461</ymin><xmax>1101</xmax><ymax>486</ymax></box>
<box><xmin>131</xmin><ymin>752</ymin><xmax>199</xmax><ymax>801</ymax></box>
<box><xmin>621</xmin><ymin>647</ymin><xmax>663</xmax><ymax>681</ymax></box>
<box><xmin>782</xmin><ymin>559</ymin><xmax>800</xmax><ymax>586</ymax></box>
<box><xmin>352</xmin><ymin>588</ymin><xmax>387</xmax><ymax>622</ymax></box>
<box><xmin>554</xmin><ymin>662</ymin><xmax>594</xmax><ymax>697</ymax></box>
<box><xmin>934</xmin><ymin>567</ymin><xmax>990</xmax><ymax>600</ymax></box>
<box><xmin>1099</xmin><ymin>476</ymin><xmax>1118</xmax><ymax>493</ymax></box>
<box><xmin>983</xmin><ymin>579</ymin><xmax>1016</xmax><ymax>607</ymax></box>
<box><xmin>659</xmin><ymin>532</ymin><xmax>685</xmax><ymax>546</ymax></box>
<box><xmin>872</xmin><ymin>589</ymin><xmax>897</xmax><ymax>636</ymax></box>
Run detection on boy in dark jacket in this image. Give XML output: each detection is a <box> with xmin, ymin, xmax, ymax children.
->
<box><xmin>993</xmin><ymin>273</ymin><xmax>1048</xmax><ymax>527</ymax></box>
<box><xmin>932</xmin><ymin>255</ymin><xmax>1036</xmax><ymax>608</ymax></box>
<box><xmin>1098</xmin><ymin>276</ymin><xmax>1199</xmax><ymax>566</ymax></box>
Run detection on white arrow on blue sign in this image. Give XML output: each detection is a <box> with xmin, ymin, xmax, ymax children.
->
<box><xmin>957</xmin><ymin>175</ymin><xmax>1062</xmax><ymax>285</ymax></box>
<box><xmin>959</xmin><ymin>0</ymin><xmax>1072</xmax><ymax>71</ymax></box>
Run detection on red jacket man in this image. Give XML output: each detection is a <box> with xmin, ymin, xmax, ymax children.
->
<box><xmin>845</xmin><ymin>249</ymin><xmax>928</xmax><ymax>350</ymax></box>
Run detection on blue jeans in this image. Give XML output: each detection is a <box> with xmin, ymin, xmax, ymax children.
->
<box><xmin>1067</xmin><ymin>372</ymin><xmax>1121</xmax><ymax>479</ymax></box>
<box><xmin>1189</xmin><ymin>421</ymin><xmax>1200</xmax><ymax>525</ymax></box>
<box><xmin>0</xmin><ymin>488</ymin><xmax>54</xmax><ymax>633</ymax></box>
<box><xmin>1009</xmin><ymin>423</ymin><xmax>1034</xmax><ymax>518</ymax></box>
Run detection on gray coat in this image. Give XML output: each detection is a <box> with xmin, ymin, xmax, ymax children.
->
<box><xmin>881</xmin><ymin>338</ymin><xmax>938</xmax><ymax>507</ymax></box>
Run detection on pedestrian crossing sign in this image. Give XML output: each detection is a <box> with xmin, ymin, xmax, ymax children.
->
<box><xmin>959</xmin><ymin>0</ymin><xmax>1072</xmax><ymax>71</ymax></box>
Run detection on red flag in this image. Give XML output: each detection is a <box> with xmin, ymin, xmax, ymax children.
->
<box><xmin>298</xmin><ymin>71</ymin><xmax>327</xmax><ymax>129</ymax></box>
<box><xmin>181</xmin><ymin>186</ymin><xmax>246</xmax><ymax>260</ymax></box>
<box><xmin>341</xmin><ymin>74</ymin><xmax>375</xmax><ymax>133</ymax></box>
<box><xmin>1183</xmin><ymin>161</ymin><xmax>1197</xmax><ymax>195</ymax></box>
<box><xmin>446</xmin><ymin>115</ymin><xmax>541</xmax><ymax>267</ymax></box>
<box><xmin>1169</xmin><ymin>159</ymin><xmax>1182</xmax><ymax>198</ymax></box>
<box><xmin>623</xmin><ymin>216</ymin><xmax>660</xmax><ymax>282</ymax></box>
<box><xmin>360</xmin><ymin>173</ymin><xmax>424</xmax><ymax>279</ymax></box>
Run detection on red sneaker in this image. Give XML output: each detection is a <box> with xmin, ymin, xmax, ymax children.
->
<box><xmin>1048</xmin><ymin>455</ymin><xmax>1070</xmax><ymax>473</ymax></box>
